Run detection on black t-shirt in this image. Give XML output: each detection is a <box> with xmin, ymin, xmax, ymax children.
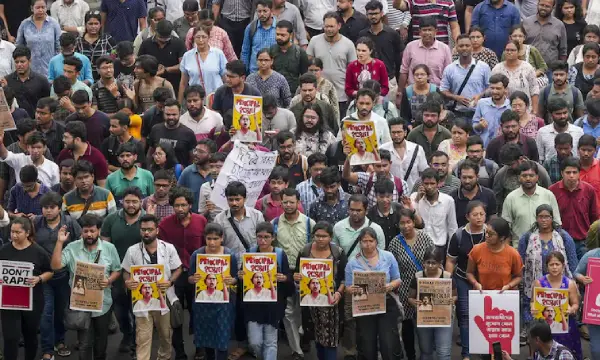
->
<box><xmin>101</xmin><ymin>136</ymin><xmax>146</xmax><ymax>168</ymax></box>
<box><xmin>0</xmin><ymin>242</ymin><xmax>52</xmax><ymax>308</ymax></box>
<box><xmin>446</xmin><ymin>228</ymin><xmax>485</xmax><ymax>279</ymax></box>
<box><xmin>138</xmin><ymin>37</ymin><xmax>187</xmax><ymax>91</ymax></box>
<box><xmin>564</xmin><ymin>21</ymin><xmax>587</xmax><ymax>56</ymax></box>
<box><xmin>212</xmin><ymin>83</ymin><xmax>261</xmax><ymax>115</ymax></box>
<box><xmin>148</xmin><ymin>123</ymin><xmax>197</xmax><ymax>166</ymax></box>
<box><xmin>367</xmin><ymin>203</ymin><xmax>402</xmax><ymax>249</ymax></box>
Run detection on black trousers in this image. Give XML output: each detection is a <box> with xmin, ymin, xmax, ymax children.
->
<box><xmin>2</xmin><ymin>305</ymin><xmax>43</xmax><ymax>360</ymax></box>
<box><xmin>355</xmin><ymin>296</ymin><xmax>404</xmax><ymax>360</ymax></box>
<box><xmin>173</xmin><ymin>269</ymin><xmax>195</xmax><ymax>358</ymax></box>
<box><xmin>77</xmin><ymin>308</ymin><xmax>113</xmax><ymax>360</ymax></box>
<box><xmin>218</xmin><ymin>17</ymin><xmax>250</xmax><ymax>57</ymax></box>
<box><xmin>401</xmin><ymin>318</ymin><xmax>416</xmax><ymax>360</ymax></box>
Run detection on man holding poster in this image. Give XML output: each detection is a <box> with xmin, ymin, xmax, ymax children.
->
<box><xmin>343</xmin><ymin>120</ymin><xmax>380</xmax><ymax>166</ymax></box>
<box><xmin>121</xmin><ymin>214</ymin><xmax>183</xmax><ymax>360</ymax></box>
<box><xmin>341</xmin><ymin>88</ymin><xmax>391</xmax><ymax>146</ymax></box>
<box><xmin>231</xmin><ymin>95</ymin><xmax>262</xmax><ymax>143</ymax></box>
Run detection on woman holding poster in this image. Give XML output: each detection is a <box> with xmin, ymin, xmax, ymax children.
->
<box><xmin>345</xmin><ymin>227</ymin><xmax>402</xmax><ymax>360</ymax></box>
<box><xmin>188</xmin><ymin>224</ymin><xmax>238</xmax><ymax>360</ymax></box>
<box><xmin>294</xmin><ymin>222</ymin><xmax>347</xmax><ymax>360</ymax></box>
<box><xmin>294</xmin><ymin>104</ymin><xmax>337</xmax><ymax>157</ymax></box>
<box><xmin>0</xmin><ymin>217</ymin><xmax>53</xmax><ymax>360</ymax></box>
<box><xmin>532</xmin><ymin>251</ymin><xmax>582</xmax><ymax>359</ymax></box>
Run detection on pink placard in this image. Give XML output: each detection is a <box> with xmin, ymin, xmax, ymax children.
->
<box><xmin>583</xmin><ymin>257</ymin><xmax>600</xmax><ymax>325</ymax></box>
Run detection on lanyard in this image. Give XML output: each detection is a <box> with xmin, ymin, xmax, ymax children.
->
<box><xmin>194</xmin><ymin>51</ymin><xmax>206</xmax><ymax>89</ymax></box>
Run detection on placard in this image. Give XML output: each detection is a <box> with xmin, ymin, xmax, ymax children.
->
<box><xmin>533</xmin><ymin>287</ymin><xmax>569</xmax><ymax>333</ymax></box>
<box><xmin>209</xmin><ymin>141</ymin><xmax>277</xmax><ymax>209</ymax></box>
<box><xmin>70</xmin><ymin>261</ymin><xmax>106</xmax><ymax>312</ymax></box>
<box><xmin>343</xmin><ymin>120</ymin><xmax>380</xmax><ymax>165</ymax></box>
<box><xmin>0</xmin><ymin>88</ymin><xmax>16</xmax><ymax>131</ymax></box>
<box><xmin>299</xmin><ymin>258</ymin><xmax>334</xmax><ymax>307</ymax></box>
<box><xmin>469</xmin><ymin>290</ymin><xmax>520</xmax><ymax>355</ymax></box>
<box><xmin>0</xmin><ymin>260</ymin><xmax>33</xmax><ymax>310</ymax></box>
<box><xmin>195</xmin><ymin>254</ymin><xmax>231</xmax><ymax>303</ymax></box>
<box><xmin>232</xmin><ymin>95</ymin><xmax>262</xmax><ymax>142</ymax></box>
<box><xmin>242</xmin><ymin>253</ymin><xmax>277</xmax><ymax>302</ymax></box>
<box><xmin>416</xmin><ymin>278</ymin><xmax>453</xmax><ymax>327</ymax></box>
<box><xmin>352</xmin><ymin>271</ymin><xmax>386</xmax><ymax>317</ymax></box>
<box><xmin>583</xmin><ymin>257</ymin><xmax>600</xmax><ymax>325</ymax></box>
<box><xmin>131</xmin><ymin>265</ymin><xmax>167</xmax><ymax>313</ymax></box>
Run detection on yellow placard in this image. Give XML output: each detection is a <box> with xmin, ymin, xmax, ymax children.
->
<box><xmin>130</xmin><ymin>265</ymin><xmax>167</xmax><ymax>313</ymax></box>
<box><xmin>195</xmin><ymin>254</ymin><xmax>231</xmax><ymax>303</ymax></box>
<box><xmin>343</xmin><ymin>120</ymin><xmax>380</xmax><ymax>165</ymax></box>
<box><xmin>232</xmin><ymin>95</ymin><xmax>263</xmax><ymax>143</ymax></box>
<box><xmin>533</xmin><ymin>287</ymin><xmax>569</xmax><ymax>334</ymax></box>
<box><xmin>242</xmin><ymin>253</ymin><xmax>277</xmax><ymax>302</ymax></box>
<box><xmin>298</xmin><ymin>258</ymin><xmax>334</xmax><ymax>307</ymax></box>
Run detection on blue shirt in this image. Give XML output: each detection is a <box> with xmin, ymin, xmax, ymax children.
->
<box><xmin>8</xmin><ymin>183</ymin><xmax>51</xmax><ymax>215</ymax></box>
<box><xmin>240</xmin><ymin>18</ymin><xmax>277</xmax><ymax>73</ymax></box>
<box><xmin>471</xmin><ymin>0</ymin><xmax>521</xmax><ymax>59</ymax></box>
<box><xmin>578</xmin><ymin>115</ymin><xmax>600</xmax><ymax>155</ymax></box>
<box><xmin>48</xmin><ymin>52</ymin><xmax>94</xmax><ymax>85</ymax></box>
<box><xmin>101</xmin><ymin>0</ymin><xmax>147</xmax><ymax>43</ymax></box>
<box><xmin>345</xmin><ymin>249</ymin><xmax>400</xmax><ymax>286</ymax></box>
<box><xmin>440</xmin><ymin>58</ymin><xmax>491</xmax><ymax>112</ymax></box>
<box><xmin>472</xmin><ymin>97</ymin><xmax>511</xmax><ymax>146</ymax></box>
<box><xmin>16</xmin><ymin>16</ymin><xmax>61</xmax><ymax>76</ymax></box>
<box><xmin>177</xmin><ymin>165</ymin><xmax>212</xmax><ymax>213</ymax></box>
<box><xmin>575</xmin><ymin>248</ymin><xmax>600</xmax><ymax>276</ymax></box>
<box><xmin>180</xmin><ymin>47</ymin><xmax>227</xmax><ymax>95</ymax></box>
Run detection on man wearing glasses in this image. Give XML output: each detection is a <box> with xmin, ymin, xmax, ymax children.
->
<box><xmin>177</xmin><ymin>138</ymin><xmax>216</xmax><ymax>213</ymax></box>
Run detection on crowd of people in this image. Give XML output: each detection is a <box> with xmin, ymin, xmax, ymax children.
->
<box><xmin>2</xmin><ymin>0</ymin><xmax>600</xmax><ymax>359</ymax></box>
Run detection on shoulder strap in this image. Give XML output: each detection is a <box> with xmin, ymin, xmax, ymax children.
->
<box><xmin>383</xmin><ymin>100</ymin><xmax>389</xmax><ymax>118</ymax></box>
<box><xmin>306</xmin><ymin>216</ymin><xmax>311</xmax><ymax>243</ymax></box>
<box><xmin>404</xmin><ymin>146</ymin><xmax>419</xmax><ymax>182</ymax></box>
<box><xmin>524</xmin><ymin>45</ymin><xmax>531</xmax><ymax>63</ymax></box>
<box><xmin>455</xmin><ymin>227</ymin><xmax>464</xmax><ymax>248</ymax></box>
<box><xmin>456</xmin><ymin>60</ymin><xmax>478</xmax><ymax>96</ymax></box>
<box><xmin>81</xmin><ymin>194</ymin><xmax>95</xmax><ymax>218</ymax></box>
<box><xmin>249</xmin><ymin>20</ymin><xmax>259</xmax><ymax>48</ymax></box>
<box><xmin>94</xmin><ymin>249</ymin><xmax>102</xmax><ymax>264</ymax></box>
<box><xmin>396</xmin><ymin>234</ymin><xmax>423</xmax><ymax>272</ymax></box>
<box><xmin>571</xmin><ymin>86</ymin><xmax>579</xmax><ymax>105</ymax></box>
<box><xmin>393</xmin><ymin>177</ymin><xmax>403</xmax><ymax>197</ymax></box>
<box><xmin>275</xmin><ymin>247</ymin><xmax>283</xmax><ymax>272</ymax></box>
<box><xmin>484</xmin><ymin>160</ymin><xmax>494</xmax><ymax>178</ymax></box>
<box><xmin>365</xmin><ymin>173</ymin><xmax>375</xmax><ymax>197</ymax></box>
<box><xmin>543</xmin><ymin>86</ymin><xmax>551</xmax><ymax>108</ymax></box>
<box><xmin>174</xmin><ymin>164</ymin><xmax>183</xmax><ymax>179</ymax></box>
<box><xmin>227</xmin><ymin>216</ymin><xmax>250</xmax><ymax>251</ymax></box>
<box><xmin>554</xmin><ymin>346</ymin><xmax>573</xmax><ymax>360</ymax></box>
<box><xmin>273</xmin><ymin>216</ymin><xmax>279</xmax><ymax>235</ymax></box>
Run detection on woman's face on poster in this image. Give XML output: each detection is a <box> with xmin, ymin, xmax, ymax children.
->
<box><xmin>76</xmin><ymin>279</ymin><xmax>83</xmax><ymax>288</ymax></box>
<box><xmin>252</xmin><ymin>272</ymin><xmax>264</xmax><ymax>287</ymax></box>
<box><xmin>309</xmin><ymin>278</ymin><xmax>321</xmax><ymax>293</ymax></box>
<box><xmin>355</xmin><ymin>138</ymin><xmax>366</xmax><ymax>151</ymax></box>
<box><xmin>422</xmin><ymin>296</ymin><xmax>430</xmax><ymax>305</ymax></box>
<box><xmin>205</xmin><ymin>274</ymin><xmax>217</xmax><ymax>289</ymax></box>
<box><xmin>240</xmin><ymin>116</ymin><xmax>250</xmax><ymax>129</ymax></box>
<box><xmin>141</xmin><ymin>284</ymin><xmax>153</xmax><ymax>298</ymax></box>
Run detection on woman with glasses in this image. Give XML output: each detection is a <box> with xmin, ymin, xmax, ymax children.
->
<box><xmin>293</xmin><ymin>58</ymin><xmax>339</xmax><ymax>120</ymax></box>
<box><xmin>179</xmin><ymin>24</ymin><xmax>227</xmax><ymax>103</ymax></box>
<box><xmin>184</xmin><ymin>10</ymin><xmax>237</xmax><ymax>62</ymax></box>
<box><xmin>452</xmin><ymin>27</ymin><xmax>498</xmax><ymax>70</ymax></box>
<box><xmin>346</xmin><ymin>227</ymin><xmax>403</xmax><ymax>360</ymax></box>
<box><xmin>147</xmin><ymin>143</ymin><xmax>182</xmax><ymax>185</ymax></box>
<box><xmin>75</xmin><ymin>11</ymin><xmax>116</xmax><ymax>81</ymax></box>
<box><xmin>508</xmin><ymin>91</ymin><xmax>545</xmax><ymax>139</ymax></box>
<box><xmin>294</xmin><ymin>104</ymin><xmax>336</xmax><ymax>157</ymax></box>
<box><xmin>408</xmin><ymin>247</ymin><xmax>456</xmax><ymax>360</ymax></box>
<box><xmin>388</xmin><ymin>209</ymin><xmax>435</xmax><ymax>360</ymax></box>
<box><xmin>504</xmin><ymin>25</ymin><xmax>548</xmax><ymax>89</ymax></box>
<box><xmin>246</xmin><ymin>49</ymin><xmax>292</xmax><ymax>108</ymax></box>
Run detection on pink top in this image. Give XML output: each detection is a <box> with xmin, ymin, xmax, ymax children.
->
<box><xmin>345</xmin><ymin>58</ymin><xmax>389</xmax><ymax>98</ymax></box>
<box><xmin>400</xmin><ymin>39</ymin><xmax>452</xmax><ymax>86</ymax></box>
<box><xmin>186</xmin><ymin>26</ymin><xmax>238</xmax><ymax>62</ymax></box>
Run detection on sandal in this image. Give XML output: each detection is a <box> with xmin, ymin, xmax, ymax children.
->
<box><xmin>54</xmin><ymin>343</ymin><xmax>71</xmax><ymax>357</ymax></box>
<box><xmin>227</xmin><ymin>347</ymin><xmax>247</xmax><ymax>360</ymax></box>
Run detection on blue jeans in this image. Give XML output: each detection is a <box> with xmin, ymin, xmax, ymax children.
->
<box><xmin>247</xmin><ymin>321</ymin><xmax>277</xmax><ymax>360</ymax></box>
<box><xmin>455</xmin><ymin>276</ymin><xmax>471</xmax><ymax>358</ymax></box>
<box><xmin>40</xmin><ymin>272</ymin><xmax>71</xmax><ymax>356</ymax></box>
<box><xmin>588</xmin><ymin>324</ymin><xmax>600</xmax><ymax>359</ymax></box>
<box><xmin>315</xmin><ymin>343</ymin><xmax>337</xmax><ymax>360</ymax></box>
<box><xmin>415</xmin><ymin>322</ymin><xmax>453</xmax><ymax>360</ymax></box>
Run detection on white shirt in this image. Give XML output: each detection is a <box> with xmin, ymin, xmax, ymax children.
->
<box><xmin>380</xmin><ymin>140</ymin><xmax>428</xmax><ymax>190</ymax></box>
<box><xmin>536</xmin><ymin>123</ymin><xmax>583</xmax><ymax>162</ymax></box>
<box><xmin>50</xmin><ymin>0</ymin><xmax>90</xmax><ymax>35</ymax></box>
<box><xmin>0</xmin><ymin>41</ymin><xmax>15</xmax><ymax>79</ymax></box>
<box><xmin>133</xmin><ymin>297</ymin><xmax>163</xmax><ymax>312</ymax></box>
<box><xmin>301</xmin><ymin>293</ymin><xmax>329</xmax><ymax>306</ymax></box>
<box><xmin>121</xmin><ymin>239</ymin><xmax>183</xmax><ymax>317</ymax></box>
<box><xmin>196</xmin><ymin>289</ymin><xmax>225</xmax><ymax>302</ymax></box>
<box><xmin>179</xmin><ymin>108</ymin><xmax>223</xmax><ymax>140</ymax></box>
<box><xmin>1</xmin><ymin>152</ymin><xmax>59</xmax><ymax>187</ymax></box>
<box><xmin>298</xmin><ymin>0</ymin><xmax>336</xmax><ymax>29</ymax></box>
<box><xmin>410</xmin><ymin>192</ymin><xmax>458</xmax><ymax>246</ymax></box>
<box><xmin>340</xmin><ymin>112</ymin><xmax>392</xmax><ymax>146</ymax></box>
<box><xmin>244</xmin><ymin>288</ymin><xmax>274</xmax><ymax>301</ymax></box>
<box><xmin>233</xmin><ymin>130</ymin><xmax>258</xmax><ymax>142</ymax></box>
<box><xmin>147</xmin><ymin>0</ymin><xmax>200</xmax><ymax>21</ymax></box>
<box><xmin>353</xmin><ymin>0</ymin><xmax>388</xmax><ymax>14</ymax></box>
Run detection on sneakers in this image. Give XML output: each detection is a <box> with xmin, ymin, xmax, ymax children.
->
<box><xmin>54</xmin><ymin>343</ymin><xmax>71</xmax><ymax>357</ymax></box>
<box><xmin>520</xmin><ymin>327</ymin><xmax>528</xmax><ymax>346</ymax></box>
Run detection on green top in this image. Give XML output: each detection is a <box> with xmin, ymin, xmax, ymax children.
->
<box><xmin>105</xmin><ymin>167</ymin><xmax>155</xmax><ymax>200</ymax></box>
<box><xmin>100</xmin><ymin>209</ymin><xmax>146</xmax><ymax>260</ymax></box>
<box><xmin>501</xmin><ymin>44</ymin><xmax>548</xmax><ymax>73</ymax></box>
<box><xmin>61</xmin><ymin>239</ymin><xmax>122</xmax><ymax>317</ymax></box>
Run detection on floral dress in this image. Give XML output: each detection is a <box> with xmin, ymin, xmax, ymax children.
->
<box><xmin>492</xmin><ymin>61</ymin><xmax>540</xmax><ymax>104</ymax></box>
<box><xmin>295</xmin><ymin>130</ymin><xmax>337</xmax><ymax>157</ymax></box>
<box><xmin>437</xmin><ymin>139</ymin><xmax>466</xmax><ymax>172</ymax></box>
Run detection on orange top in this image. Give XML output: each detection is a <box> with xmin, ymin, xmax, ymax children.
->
<box><xmin>468</xmin><ymin>243</ymin><xmax>523</xmax><ymax>290</ymax></box>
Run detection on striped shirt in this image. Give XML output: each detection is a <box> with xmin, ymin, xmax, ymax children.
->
<box><xmin>215</xmin><ymin>0</ymin><xmax>252</xmax><ymax>22</ymax></box>
<box><xmin>386</xmin><ymin>0</ymin><xmax>411</xmax><ymax>29</ymax></box>
<box><xmin>62</xmin><ymin>185</ymin><xmax>117</xmax><ymax>220</ymax></box>
<box><xmin>408</xmin><ymin>0</ymin><xmax>457</xmax><ymax>44</ymax></box>
<box><xmin>356</xmin><ymin>172</ymin><xmax>409</xmax><ymax>210</ymax></box>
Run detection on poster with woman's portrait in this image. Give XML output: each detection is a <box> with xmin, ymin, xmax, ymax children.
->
<box><xmin>343</xmin><ymin>120</ymin><xmax>380</xmax><ymax>165</ymax></box>
<box><xmin>299</xmin><ymin>258</ymin><xmax>334</xmax><ymax>307</ymax></box>
<box><xmin>195</xmin><ymin>254</ymin><xmax>231</xmax><ymax>303</ymax></box>
<box><xmin>232</xmin><ymin>95</ymin><xmax>262</xmax><ymax>143</ymax></box>
<box><xmin>242</xmin><ymin>253</ymin><xmax>277</xmax><ymax>302</ymax></box>
<box><xmin>533</xmin><ymin>287</ymin><xmax>569</xmax><ymax>334</ymax></box>
<box><xmin>70</xmin><ymin>261</ymin><xmax>106</xmax><ymax>312</ymax></box>
<box><xmin>130</xmin><ymin>265</ymin><xmax>167</xmax><ymax>313</ymax></box>
<box><xmin>417</xmin><ymin>278</ymin><xmax>453</xmax><ymax>327</ymax></box>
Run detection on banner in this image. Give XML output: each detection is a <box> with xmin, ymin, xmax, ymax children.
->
<box><xmin>210</xmin><ymin>141</ymin><xmax>277</xmax><ymax>209</ymax></box>
<box><xmin>70</xmin><ymin>261</ymin><xmax>106</xmax><ymax>312</ymax></box>
<box><xmin>583</xmin><ymin>257</ymin><xmax>600</xmax><ymax>325</ymax></box>
<box><xmin>0</xmin><ymin>260</ymin><xmax>33</xmax><ymax>310</ymax></box>
<box><xmin>416</xmin><ymin>278</ymin><xmax>453</xmax><ymax>327</ymax></box>
<box><xmin>232</xmin><ymin>95</ymin><xmax>262</xmax><ymax>143</ymax></box>
<box><xmin>343</xmin><ymin>120</ymin><xmax>380</xmax><ymax>166</ymax></box>
<box><xmin>533</xmin><ymin>287</ymin><xmax>569</xmax><ymax>333</ymax></box>
<box><xmin>131</xmin><ymin>265</ymin><xmax>167</xmax><ymax>313</ymax></box>
<box><xmin>299</xmin><ymin>258</ymin><xmax>334</xmax><ymax>307</ymax></box>
<box><xmin>352</xmin><ymin>271</ymin><xmax>386</xmax><ymax>317</ymax></box>
<box><xmin>195</xmin><ymin>254</ymin><xmax>231</xmax><ymax>303</ymax></box>
<box><xmin>0</xmin><ymin>88</ymin><xmax>16</xmax><ymax>131</ymax></box>
<box><xmin>469</xmin><ymin>290</ymin><xmax>520</xmax><ymax>355</ymax></box>
<box><xmin>242</xmin><ymin>253</ymin><xmax>277</xmax><ymax>302</ymax></box>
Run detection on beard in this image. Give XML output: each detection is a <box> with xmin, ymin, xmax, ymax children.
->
<box><xmin>124</xmin><ymin>207</ymin><xmax>141</xmax><ymax>217</ymax></box>
<box><xmin>188</xmin><ymin>107</ymin><xmax>203</xmax><ymax>118</ymax></box>
<box><xmin>142</xmin><ymin>236</ymin><xmax>156</xmax><ymax>245</ymax></box>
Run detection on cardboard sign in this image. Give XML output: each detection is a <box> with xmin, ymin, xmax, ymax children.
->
<box><xmin>0</xmin><ymin>88</ymin><xmax>16</xmax><ymax>131</ymax></box>
<box><xmin>195</xmin><ymin>254</ymin><xmax>231</xmax><ymax>303</ymax></box>
<box><xmin>469</xmin><ymin>290</ymin><xmax>520</xmax><ymax>355</ymax></box>
<box><xmin>416</xmin><ymin>278</ymin><xmax>453</xmax><ymax>327</ymax></box>
<box><xmin>583</xmin><ymin>257</ymin><xmax>600</xmax><ymax>325</ymax></box>
<box><xmin>352</xmin><ymin>271</ymin><xmax>386</xmax><ymax>317</ymax></box>
<box><xmin>0</xmin><ymin>260</ymin><xmax>33</xmax><ymax>310</ymax></box>
<box><xmin>533</xmin><ymin>287</ymin><xmax>569</xmax><ymax>333</ymax></box>
<box><xmin>299</xmin><ymin>258</ymin><xmax>334</xmax><ymax>307</ymax></box>
<box><xmin>232</xmin><ymin>95</ymin><xmax>262</xmax><ymax>143</ymax></box>
<box><xmin>343</xmin><ymin>120</ymin><xmax>380</xmax><ymax>165</ymax></box>
<box><xmin>131</xmin><ymin>265</ymin><xmax>167</xmax><ymax>313</ymax></box>
<box><xmin>70</xmin><ymin>261</ymin><xmax>106</xmax><ymax>312</ymax></box>
<box><xmin>242</xmin><ymin>253</ymin><xmax>277</xmax><ymax>302</ymax></box>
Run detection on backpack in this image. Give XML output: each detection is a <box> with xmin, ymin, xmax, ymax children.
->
<box><xmin>553</xmin><ymin>346</ymin><xmax>574</xmax><ymax>360</ymax></box>
<box><xmin>248</xmin><ymin>19</ymin><xmax>260</xmax><ymax>50</ymax></box>
<box><xmin>174</xmin><ymin>164</ymin><xmax>183</xmax><ymax>180</ymax></box>
<box><xmin>405</xmin><ymin>83</ymin><xmax>438</xmax><ymax>101</ymax></box>
<box><xmin>543</xmin><ymin>85</ymin><xmax>579</xmax><ymax>113</ymax></box>
<box><xmin>249</xmin><ymin>245</ymin><xmax>284</xmax><ymax>272</ymax></box>
<box><xmin>365</xmin><ymin>174</ymin><xmax>404</xmax><ymax>198</ymax></box>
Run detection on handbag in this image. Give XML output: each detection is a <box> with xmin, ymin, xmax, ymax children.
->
<box><xmin>64</xmin><ymin>250</ymin><xmax>102</xmax><ymax>330</ymax></box>
<box><xmin>167</xmin><ymin>298</ymin><xmax>184</xmax><ymax>328</ymax></box>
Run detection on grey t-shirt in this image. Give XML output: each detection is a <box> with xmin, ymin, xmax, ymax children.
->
<box><xmin>307</xmin><ymin>34</ymin><xmax>357</xmax><ymax>102</ymax></box>
<box><xmin>262</xmin><ymin>108</ymin><xmax>297</xmax><ymax>150</ymax></box>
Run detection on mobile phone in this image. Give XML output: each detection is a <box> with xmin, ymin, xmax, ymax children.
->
<box><xmin>492</xmin><ymin>341</ymin><xmax>502</xmax><ymax>360</ymax></box>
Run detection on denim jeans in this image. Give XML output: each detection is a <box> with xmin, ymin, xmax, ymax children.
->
<box><xmin>112</xmin><ymin>278</ymin><xmax>135</xmax><ymax>345</ymax></box>
<box><xmin>247</xmin><ymin>321</ymin><xmax>278</xmax><ymax>360</ymax></box>
<box><xmin>415</xmin><ymin>322</ymin><xmax>453</xmax><ymax>360</ymax></box>
<box><xmin>455</xmin><ymin>276</ymin><xmax>471</xmax><ymax>357</ymax></box>
<box><xmin>40</xmin><ymin>272</ymin><xmax>71</xmax><ymax>355</ymax></box>
<box><xmin>589</xmin><ymin>324</ymin><xmax>600</xmax><ymax>359</ymax></box>
<box><xmin>315</xmin><ymin>344</ymin><xmax>337</xmax><ymax>360</ymax></box>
